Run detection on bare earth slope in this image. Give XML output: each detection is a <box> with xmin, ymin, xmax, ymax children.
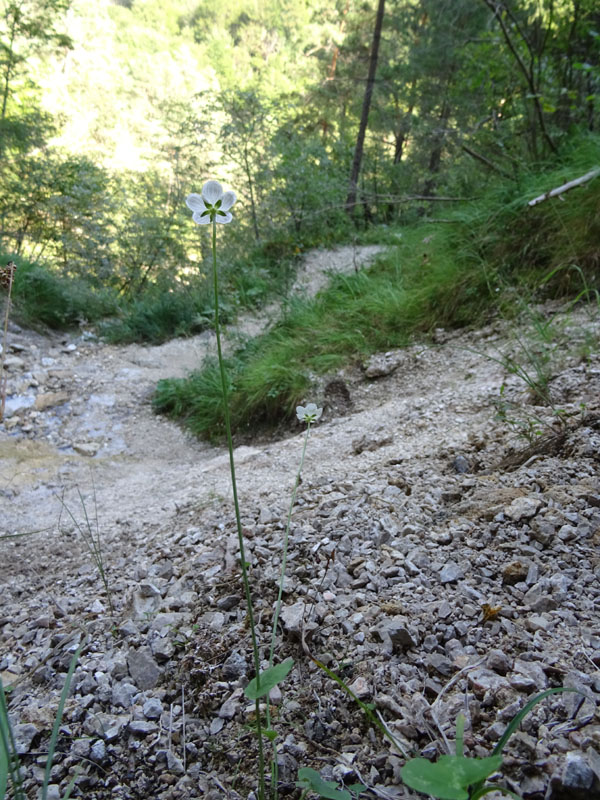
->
<box><xmin>1</xmin><ymin>246</ymin><xmax>600</xmax><ymax>800</ymax></box>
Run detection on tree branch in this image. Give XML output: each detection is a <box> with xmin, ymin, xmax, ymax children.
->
<box><xmin>527</xmin><ymin>168</ymin><xmax>600</xmax><ymax>206</ymax></box>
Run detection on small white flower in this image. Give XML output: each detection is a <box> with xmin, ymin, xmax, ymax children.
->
<box><xmin>186</xmin><ymin>180</ymin><xmax>236</xmax><ymax>225</ymax></box>
<box><xmin>296</xmin><ymin>403</ymin><xmax>323</xmax><ymax>424</ymax></box>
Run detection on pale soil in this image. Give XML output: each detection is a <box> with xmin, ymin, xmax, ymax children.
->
<box><xmin>1</xmin><ymin>245</ymin><xmax>600</xmax><ymax>800</ymax></box>
<box><xmin>0</xmin><ymin>245</ymin><xmax>388</xmax><ymax>537</ymax></box>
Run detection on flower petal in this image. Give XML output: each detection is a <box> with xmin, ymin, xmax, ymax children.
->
<box><xmin>219</xmin><ymin>190</ymin><xmax>236</xmax><ymax>211</ymax></box>
<box><xmin>215</xmin><ymin>211</ymin><xmax>233</xmax><ymax>224</ymax></box>
<box><xmin>202</xmin><ymin>180</ymin><xmax>223</xmax><ymax>205</ymax></box>
<box><xmin>192</xmin><ymin>210</ymin><xmax>211</xmax><ymax>225</ymax></box>
<box><xmin>186</xmin><ymin>193</ymin><xmax>207</xmax><ymax>212</ymax></box>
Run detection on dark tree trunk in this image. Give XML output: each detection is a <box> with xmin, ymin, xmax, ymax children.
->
<box><xmin>345</xmin><ymin>0</ymin><xmax>386</xmax><ymax>216</ymax></box>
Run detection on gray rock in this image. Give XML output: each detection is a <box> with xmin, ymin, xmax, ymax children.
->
<box><xmin>143</xmin><ymin>697</ymin><xmax>163</xmax><ymax>719</ymax></box>
<box><xmin>156</xmin><ymin>749</ymin><xmax>185</xmax><ymax>775</ymax></box>
<box><xmin>547</xmin><ymin>752</ymin><xmax>600</xmax><ymax>799</ymax></box>
<box><xmin>90</xmin><ymin>739</ymin><xmax>106</xmax><ymax>763</ymax></box>
<box><xmin>128</xmin><ymin>719</ymin><xmax>158</xmax><ymax>736</ymax></box>
<box><xmin>486</xmin><ymin>649</ymin><xmax>512</xmax><ymax>675</ymax></box>
<box><xmin>150</xmin><ymin>637</ymin><xmax>175</xmax><ymax>663</ymax></box>
<box><xmin>222</xmin><ymin>651</ymin><xmax>248</xmax><ymax>681</ymax></box>
<box><xmin>439</xmin><ymin>561</ymin><xmax>464</xmax><ymax>584</ymax></box>
<box><xmin>452</xmin><ymin>455</ymin><xmax>471</xmax><ymax>474</ymax></box>
<box><xmin>13</xmin><ymin>723</ymin><xmax>38</xmax><ymax>754</ymax></box>
<box><xmin>111</xmin><ymin>681</ymin><xmax>138</xmax><ymax>708</ymax></box>
<box><xmin>127</xmin><ymin>647</ymin><xmax>161</xmax><ymax>690</ymax></box>
<box><xmin>505</xmin><ymin>496</ymin><xmax>543</xmax><ymax>522</ymax></box>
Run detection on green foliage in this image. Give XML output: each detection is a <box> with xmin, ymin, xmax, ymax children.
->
<box><xmin>244</xmin><ymin>658</ymin><xmax>294</xmax><ymax>701</ymax></box>
<box><xmin>11</xmin><ymin>256</ymin><xmax>119</xmax><ymax>329</ymax></box>
<box><xmin>401</xmin><ymin>755</ymin><xmax>503</xmax><ymax>800</ymax></box>
<box><xmin>402</xmin><ymin>689</ymin><xmax>585</xmax><ymax>800</ymax></box>
<box><xmin>297</xmin><ymin>767</ymin><xmax>365</xmax><ymax>800</ymax></box>
<box><xmin>155</xmin><ymin>138</ymin><xmax>600</xmax><ymax>440</ymax></box>
<box><xmin>102</xmin><ymin>281</ymin><xmax>231</xmax><ymax>345</ymax></box>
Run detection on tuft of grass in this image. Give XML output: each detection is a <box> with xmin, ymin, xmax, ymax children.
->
<box><xmin>155</xmin><ymin>136</ymin><xmax>600</xmax><ymax>440</ymax></box>
<box><xmin>101</xmin><ymin>282</ymin><xmax>233</xmax><ymax>345</ymax></box>
<box><xmin>10</xmin><ymin>257</ymin><xmax>119</xmax><ymax>329</ymax></box>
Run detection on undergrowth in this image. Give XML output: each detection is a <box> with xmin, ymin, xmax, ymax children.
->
<box><xmin>154</xmin><ymin>137</ymin><xmax>600</xmax><ymax>440</ymax></box>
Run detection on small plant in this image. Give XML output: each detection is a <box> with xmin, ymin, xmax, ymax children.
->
<box><xmin>57</xmin><ymin>486</ymin><xmax>116</xmax><ymax>622</ymax></box>
<box><xmin>0</xmin><ymin>260</ymin><xmax>17</xmax><ymax>422</ymax></box>
<box><xmin>401</xmin><ymin>688</ymin><xmax>583</xmax><ymax>800</ymax></box>
<box><xmin>186</xmin><ymin>182</ymin><xmax>323</xmax><ymax>800</ymax></box>
<box><xmin>297</xmin><ymin>767</ymin><xmax>365</xmax><ymax>800</ymax></box>
<box><xmin>0</xmin><ymin>641</ymin><xmax>84</xmax><ymax>800</ymax></box>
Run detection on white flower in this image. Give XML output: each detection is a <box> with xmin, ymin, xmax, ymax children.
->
<box><xmin>186</xmin><ymin>180</ymin><xmax>236</xmax><ymax>225</ymax></box>
<box><xmin>296</xmin><ymin>403</ymin><xmax>323</xmax><ymax>424</ymax></box>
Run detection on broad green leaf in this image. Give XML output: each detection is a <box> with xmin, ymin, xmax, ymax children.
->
<box><xmin>297</xmin><ymin>767</ymin><xmax>352</xmax><ymax>800</ymax></box>
<box><xmin>244</xmin><ymin>658</ymin><xmax>293</xmax><ymax>700</ymax></box>
<box><xmin>401</xmin><ymin>755</ymin><xmax>503</xmax><ymax>800</ymax></box>
<box><xmin>243</xmin><ymin>724</ymin><xmax>278</xmax><ymax>741</ymax></box>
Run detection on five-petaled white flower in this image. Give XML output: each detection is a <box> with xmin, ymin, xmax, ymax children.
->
<box><xmin>296</xmin><ymin>403</ymin><xmax>323</xmax><ymax>424</ymax></box>
<box><xmin>186</xmin><ymin>180</ymin><xmax>236</xmax><ymax>225</ymax></box>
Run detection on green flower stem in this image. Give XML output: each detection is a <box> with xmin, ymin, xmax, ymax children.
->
<box><xmin>265</xmin><ymin>421</ymin><xmax>311</xmax><ymax>800</ymax></box>
<box><xmin>210</xmin><ymin>218</ymin><xmax>266</xmax><ymax>800</ymax></box>
<box><xmin>268</xmin><ymin>421</ymin><xmax>311</xmax><ymax>667</ymax></box>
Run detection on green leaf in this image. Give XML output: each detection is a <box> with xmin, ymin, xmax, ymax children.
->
<box><xmin>244</xmin><ymin>658</ymin><xmax>293</xmax><ymax>700</ymax></box>
<box><xmin>296</xmin><ymin>767</ymin><xmax>352</xmax><ymax>800</ymax></box>
<box><xmin>492</xmin><ymin>688</ymin><xmax>584</xmax><ymax>756</ymax></box>
<box><xmin>401</xmin><ymin>755</ymin><xmax>503</xmax><ymax>800</ymax></box>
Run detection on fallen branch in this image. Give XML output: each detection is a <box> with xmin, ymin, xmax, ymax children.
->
<box><xmin>528</xmin><ymin>167</ymin><xmax>600</xmax><ymax>207</ymax></box>
<box><xmin>461</xmin><ymin>144</ymin><xmax>513</xmax><ymax>179</ymax></box>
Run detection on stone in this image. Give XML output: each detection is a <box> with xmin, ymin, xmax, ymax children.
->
<box><xmin>143</xmin><ymin>697</ymin><xmax>163</xmax><ymax>719</ymax></box>
<box><xmin>439</xmin><ymin>561</ymin><xmax>464</xmax><ymax>584</ymax></box>
<box><xmin>128</xmin><ymin>719</ymin><xmax>158</xmax><ymax>736</ymax></box>
<box><xmin>90</xmin><ymin>739</ymin><xmax>106</xmax><ymax>762</ymax></box>
<box><xmin>34</xmin><ymin>391</ymin><xmax>69</xmax><ymax>410</ymax></box>
<box><xmin>127</xmin><ymin>647</ymin><xmax>161</xmax><ymax>690</ymax></box>
<box><xmin>13</xmin><ymin>723</ymin><xmax>38</xmax><ymax>754</ymax></box>
<box><xmin>486</xmin><ymin>649</ymin><xmax>512</xmax><ymax>675</ymax></box>
<box><xmin>111</xmin><ymin>682</ymin><xmax>138</xmax><ymax>708</ymax></box>
<box><xmin>502</xmin><ymin>561</ymin><xmax>529</xmax><ymax>586</ymax></box>
<box><xmin>505</xmin><ymin>496</ymin><xmax>543</xmax><ymax>522</ymax></box>
<box><xmin>222</xmin><ymin>651</ymin><xmax>248</xmax><ymax>681</ymax></box>
<box><xmin>348</xmin><ymin>676</ymin><xmax>371</xmax><ymax>700</ymax></box>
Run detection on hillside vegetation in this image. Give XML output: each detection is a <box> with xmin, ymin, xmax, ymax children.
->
<box><xmin>0</xmin><ymin>0</ymin><xmax>598</xmax><ymax>429</ymax></box>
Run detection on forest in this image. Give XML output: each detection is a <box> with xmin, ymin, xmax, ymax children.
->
<box><xmin>2</xmin><ymin>3</ymin><xmax>600</xmax><ymax>800</ymax></box>
<box><xmin>1</xmin><ymin>0</ymin><xmax>599</xmax><ymax>421</ymax></box>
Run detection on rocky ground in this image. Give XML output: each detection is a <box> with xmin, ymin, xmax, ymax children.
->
<box><xmin>1</xmin><ymin>246</ymin><xmax>600</xmax><ymax>800</ymax></box>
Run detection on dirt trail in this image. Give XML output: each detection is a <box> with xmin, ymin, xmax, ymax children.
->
<box><xmin>1</xmin><ymin>246</ymin><xmax>389</xmax><ymax>536</ymax></box>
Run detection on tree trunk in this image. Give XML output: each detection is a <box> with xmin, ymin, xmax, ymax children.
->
<box><xmin>345</xmin><ymin>0</ymin><xmax>386</xmax><ymax>216</ymax></box>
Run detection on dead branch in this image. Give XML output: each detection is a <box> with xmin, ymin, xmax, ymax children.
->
<box><xmin>461</xmin><ymin>144</ymin><xmax>513</xmax><ymax>179</ymax></box>
<box><xmin>527</xmin><ymin>167</ymin><xmax>600</xmax><ymax>207</ymax></box>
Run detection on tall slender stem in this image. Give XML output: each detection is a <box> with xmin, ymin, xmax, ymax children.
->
<box><xmin>1</xmin><ymin>264</ymin><xmax>15</xmax><ymax>421</ymax></box>
<box><xmin>269</xmin><ymin>422</ymin><xmax>311</xmax><ymax>667</ymax></box>
<box><xmin>210</xmin><ymin>219</ymin><xmax>266</xmax><ymax>800</ymax></box>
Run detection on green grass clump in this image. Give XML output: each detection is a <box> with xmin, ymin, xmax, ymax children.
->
<box><xmin>10</xmin><ymin>257</ymin><xmax>119</xmax><ymax>329</ymax></box>
<box><xmin>154</xmin><ymin>235</ymin><xmax>493</xmax><ymax>438</ymax></box>
<box><xmin>155</xmin><ymin>135</ymin><xmax>600</xmax><ymax>441</ymax></box>
<box><xmin>101</xmin><ymin>282</ymin><xmax>233</xmax><ymax>345</ymax></box>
